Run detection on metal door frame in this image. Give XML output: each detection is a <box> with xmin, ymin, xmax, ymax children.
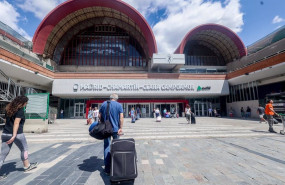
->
<box><xmin>74</xmin><ymin>103</ymin><xmax>84</xmax><ymax>118</ymax></box>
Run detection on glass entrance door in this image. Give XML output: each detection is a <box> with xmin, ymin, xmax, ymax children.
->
<box><xmin>74</xmin><ymin>103</ymin><xmax>84</xmax><ymax>118</ymax></box>
<box><xmin>194</xmin><ymin>101</ymin><xmax>208</xmax><ymax>116</ymax></box>
<box><xmin>140</xmin><ymin>104</ymin><xmax>150</xmax><ymax>118</ymax></box>
<box><xmin>154</xmin><ymin>103</ymin><xmax>177</xmax><ymax>117</ymax></box>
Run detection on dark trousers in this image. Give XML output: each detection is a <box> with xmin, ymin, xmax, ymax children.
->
<box><xmin>104</xmin><ymin>132</ymin><xmax>119</xmax><ymax>173</ymax></box>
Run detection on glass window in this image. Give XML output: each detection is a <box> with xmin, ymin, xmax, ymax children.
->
<box><xmin>59</xmin><ymin>26</ymin><xmax>146</xmax><ymax>67</ymax></box>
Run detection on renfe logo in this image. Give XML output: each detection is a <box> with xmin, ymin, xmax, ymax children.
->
<box><xmin>197</xmin><ymin>86</ymin><xmax>211</xmax><ymax>91</ymax></box>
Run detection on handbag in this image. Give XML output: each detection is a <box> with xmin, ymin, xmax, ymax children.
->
<box><xmin>89</xmin><ymin>101</ymin><xmax>113</xmax><ymax>140</ymax></box>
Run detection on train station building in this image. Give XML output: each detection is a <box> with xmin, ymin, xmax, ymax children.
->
<box><xmin>0</xmin><ymin>0</ymin><xmax>284</xmax><ymax>119</ymax></box>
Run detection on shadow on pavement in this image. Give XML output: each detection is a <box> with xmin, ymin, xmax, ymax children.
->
<box><xmin>0</xmin><ymin>162</ymin><xmax>23</xmax><ymax>176</ymax></box>
<box><xmin>78</xmin><ymin>156</ymin><xmax>110</xmax><ymax>185</ymax></box>
<box><xmin>251</xmin><ymin>129</ymin><xmax>284</xmax><ymax>136</ymax></box>
<box><xmin>78</xmin><ymin>156</ymin><xmax>135</xmax><ymax>185</ymax></box>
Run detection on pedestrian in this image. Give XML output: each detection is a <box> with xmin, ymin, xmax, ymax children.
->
<box><xmin>93</xmin><ymin>107</ymin><xmax>99</xmax><ymax>122</ymax></box>
<box><xmin>208</xmin><ymin>107</ymin><xmax>212</xmax><ymax>117</ymax></box>
<box><xmin>257</xmin><ymin>104</ymin><xmax>267</xmax><ymax>123</ymax></box>
<box><xmin>240</xmin><ymin>107</ymin><xmax>245</xmax><ymax>118</ymax></box>
<box><xmin>0</xmin><ymin>96</ymin><xmax>38</xmax><ymax>180</ymax></box>
<box><xmin>152</xmin><ymin>108</ymin><xmax>155</xmax><ymax>118</ymax></box>
<box><xmin>170</xmin><ymin>106</ymin><xmax>176</xmax><ymax>118</ymax></box>
<box><xmin>130</xmin><ymin>107</ymin><xmax>136</xmax><ymax>123</ymax></box>
<box><xmin>265</xmin><ymin>100</ymin><xmax>279</xmax><ymax>133</ymax></box>
<box><xmin>229</xmin><ymin>107</ymin><xmax>234</xmax><ymax>117</ymax></box>
<box><xmin>136</xmin><ymin>107</ymin><xmax>140</xmax><ymax>120</ymax></box>
<box><xmin>155</xmin><ymin>107</ymin><xmax>160</xmax><ymax>118</ymax></box>
<box><xmin>60</xmin><ymin>109</ymin><xmax>64</xmax><ymax>119</ymax></box>
<box><xmin>246</xmin><ymin>106</ymin><xmax>251</xmax><ymax>118</ymax></box>
<box><xmin>87</xmin><ymin>107</ymin><xmax>93</xmax><ymax>125</ymax></box>
<box><xmin>185</xmin><ymin>104</ymin><xmax>191</xmax><ymax>124</ymax></box>
<box><xmin>163</xmin><ymin>108</ymin><xmax>167</xmax><ymax>117</ymax></box>
<box><xmin>99</xmin><ymin>93</ymin><xmax>124</xmax><ymax>175</ymax></box>
<box><xmin>213</xmin><ymin>108</ymin><xmax>217</xmax><ymax>117</ymax></box>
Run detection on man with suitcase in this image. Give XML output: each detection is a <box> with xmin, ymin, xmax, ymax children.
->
<box><xmin>99</xmin><ymin>93</ymin><xmax>124</xmax><ymax>175</ymax></box>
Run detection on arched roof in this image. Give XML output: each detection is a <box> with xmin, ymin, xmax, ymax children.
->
<box><xmin>32</xmin><ymin>0</ymin><xmax>157</xmax><ymax>58</ymax></box>
<box><xmin>175</xmin><ymin>24</ymin><xmax>247</xmax><ymax>63</ymax></box>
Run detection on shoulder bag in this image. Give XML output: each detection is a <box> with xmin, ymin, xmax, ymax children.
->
<box><xmin>89</xmin><ymin>101</ymin><xmax>113</xmax><ymax>140</ymax></box>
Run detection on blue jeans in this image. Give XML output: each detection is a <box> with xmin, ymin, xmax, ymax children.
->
<box><xmin>104</xmin><ymin>132</ymin><xmax>119</xmax><ymax>173</ymax></box>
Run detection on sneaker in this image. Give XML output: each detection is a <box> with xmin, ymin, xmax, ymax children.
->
<box><xmin>269</xmin><ymin>129</ymin><xmax>277</xmax><ymax>133</ymax></box>
<box><xmin>24</xmin><ymin>162</ymin><xmax>38</xmax><ymax>172</ymax></box>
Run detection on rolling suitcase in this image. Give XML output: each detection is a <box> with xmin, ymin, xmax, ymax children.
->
<box><xmin>156</xmin><ymin>116</ymin><xmax>161</xmax><ymax>122</ymax></box>
<box><xmin>110</xmin><ymin>138</ymin><xmax>137</xmax><ymax>184</ymax></box>
<box><xmin>191</xmin><ymin>113</ymin><xmax>196</xmax><ymax>124</ymax></box>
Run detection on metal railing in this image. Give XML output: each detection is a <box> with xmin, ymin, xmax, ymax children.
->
<box><xmin>0</xmin><ymin>69</ymin><xmax>18</xmax><ymax>102</ymax></box>
<box><xmin>0</xmin><ymin>21</ymin><xmax>32</xmax><ymax>49</ymax></box>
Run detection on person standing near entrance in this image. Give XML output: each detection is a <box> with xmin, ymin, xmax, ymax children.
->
<box><xmin>93</xmin><ymin>107</ymin><xmax>99</xmax><ymax>122</ymax></box>
<box><xmin>246</xmin><ymin>106</ymin><xmax>251</xmax><ymax>118</ymax></box>
<box><xmin>87</xmin><ymin>107</ymin><xmax>93</xmax><ymax>125</ymax></box>
<box><xmin>99</xmin><ymin>93</ymin><xmax>124</xmax><ymax>175</ymax></box>
<box><xmin>60</xmin><ymin>109</ymin><xmax>64</xmax><ymax>119</ymax></box>
<box><xmin>265</xmin><ymin>100</ymin><xmax>279</xmax><ymax>133</ymax></box>
<box><xmin>185</xmin><ymin>104</ymin><xmax>192</xmax><ymax>124</ymax></box>
<box><xmin>130</xmin><ymin>107</ymin><xmax>136</xmax><ymax>123</ymax></box>
<box><xmin>163</xmin><ymin>108</ymin><xmax>167</xmax><ymax>118</ymax></box>
<box><xmin>208</xmin><ymin>107</ymin><xmax>212</xmax><ymax>117</ymax></box>
<box><xmin>240</xmin><ymin>107</ymin><xmax>245</xmax><ymax>118</ymax></box>
<box><xmin>170</xmin><ymin>106</ymin><xmax>176</xmax><ymax>118</ymax></box>
<box><xmin>257</xmin><ymin>105</ymin><xmax>267</xmax><ymax>124</ymax></box>
<box><xmin>155</xmin><ymin>108</ymin><xmax>160</xmax><ymax>118</ymax></box>
<box><xmin>136</xmin><ymin>107</ymin><xmax>141</xmax><ymax>120</ymax></box>
<box><xmin>0</xmin><ymin>96</ymin><xmax>38</xmax><ymax>180</ymax></box>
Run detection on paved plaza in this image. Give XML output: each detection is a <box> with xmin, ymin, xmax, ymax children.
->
<box><xmin>0</xmin><ymin>117</ymin><xmax>285</xmax><ymax>185</ymax></box>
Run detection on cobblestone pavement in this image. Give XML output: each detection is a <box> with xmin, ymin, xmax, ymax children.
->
<box><xmin>0</xmin><ymin>117</ymin><xmax>285</xmax><ymax>185</ymax></box>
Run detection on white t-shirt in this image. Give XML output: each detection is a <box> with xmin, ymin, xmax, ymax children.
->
<box><xmin>93</xmin><ymin>110</ymin><xmax>99</xmax><ymax>117</ymax></box>
<box><xmin>185</xmin><ymin>108</ymin><xmax>191</xmax><ymax>115</ymax></box>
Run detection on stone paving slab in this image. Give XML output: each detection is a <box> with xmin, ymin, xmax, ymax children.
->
<box><xmin>0</xmin><ymin>117</ymin><xmax>284</xmax><ymax>184</ymax></box>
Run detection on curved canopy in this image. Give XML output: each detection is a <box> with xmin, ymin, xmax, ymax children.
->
<box><xmin>32</xmin><ymin>0</ymin><xmax>157</xmax><ymax>58</ymax></box>
<box><xmin>175</xmin><ymin>24</ymin><xmax>247</xmax><ymax>64</ymax></box>
<box><xmin>247</xmin><ymin>25</ymin><xmax>285</xmax><ymax>54</ymax></box>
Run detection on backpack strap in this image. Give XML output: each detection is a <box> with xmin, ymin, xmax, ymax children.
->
<box><xmin>106</xmin><ymin>101</ymin><xmax>111</xmax><ymax>121</ymax></box>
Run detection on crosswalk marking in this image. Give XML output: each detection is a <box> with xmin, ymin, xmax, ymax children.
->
<box><xmin>21</xmin><ymin>118</ymin><xmax>278</xmax><ymax>143</ymax></box>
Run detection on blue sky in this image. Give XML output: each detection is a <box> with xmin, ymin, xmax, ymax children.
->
<box><xmin>239</xmin><ymin>0</ymin><xmax>285</xmax><ymax>46</ymax></box>
<box><xmin>0</xmin><ymin>0</ymin><xmax>285</xmax><ymax>52</ymax></box>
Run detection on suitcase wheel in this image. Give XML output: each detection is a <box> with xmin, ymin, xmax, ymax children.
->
<box><xmin>111</xmin><ymin>179</ymin><xmax>135</xmax><ymax>185</ymax></box>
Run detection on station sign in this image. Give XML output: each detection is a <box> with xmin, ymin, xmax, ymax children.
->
<box><xmin>52</xmin><ymin>79</ymin><xmax>229</xmax><ymax>97</ymax></box>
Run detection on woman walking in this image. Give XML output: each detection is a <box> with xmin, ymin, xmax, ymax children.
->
<box><xmin>185</xmin><ymin>104</ymin><xmax>192</xmax><ymax>124</ymax></box>
<box><xmin>0</xmin><ymin>96</ymin><xmax>38</xmax><ymax>179</ymax></box>
<box><xmin>87</xmin><ymin>107</ymin><xmax>93</xmax><ymax>125</ymax></box>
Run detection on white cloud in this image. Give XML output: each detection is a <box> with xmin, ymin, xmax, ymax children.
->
<box><xmin>124</xmin><ymin>0</ymin><xmax>244</xmax><ymax>53</ymax></box>
<box><xmin>17</xmin><ymin>0</ymin><xmax>65</xmax><ymax>20</ymax></box>
<box><xmin>13</xmin><ymin>0</ymin><xmax>244</xmax><ymax>53</ymax></box>
<box><xmin>272</xmin><ymin>15</ymin><xmax>285</xmax><ymax>24</ymax></box>
<box><xmin>0</xmin><ymin>0</ymin><xmax>31</xmax><ymax>40</ymax></box>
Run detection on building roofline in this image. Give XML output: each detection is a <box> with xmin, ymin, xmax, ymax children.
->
<box><xmin>175</xmin><ymin>23</ymin><xmax>247</xmax><ymax>57</ymax></box>
<box><xmin>32</xmin><ymin>0</ymin><xmax>157</xmax><ymax>56</ymax></box>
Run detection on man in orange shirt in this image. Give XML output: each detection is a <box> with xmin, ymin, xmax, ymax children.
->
<box><xmin>265</xmin><ymin>100</ymin><xmax>279</xmax><ymax>133</ymax></box>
